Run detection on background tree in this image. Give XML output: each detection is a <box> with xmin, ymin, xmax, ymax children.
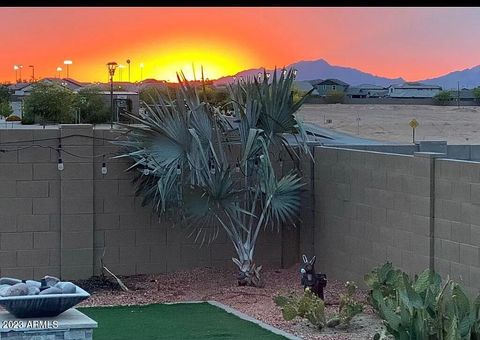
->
<box><xmin>116</xmin><ymin>69</ymin><xmax>313</xmax><ymax>287</ymax></box>
<box><xmin>76</xmin><ymin>86</ymin><xmax>110</xmax><ymax>124</ymax></box>
<box><xmin>23</xmin><ymin>83</ymin><xmax>76</xmax><ymax>124</ymax></box>
<box><xmin>0</xmin><ymin>101</ymin><xmax>13</xmax><ymax>119</ymax></box>
<box><xmin>434</xmin><ymin>90</ymin><xmax>453</xmax><ymax>106</ymax></box>
<box><xmin>0</xmin><ymin>85</ymin><xmax>10</xmax><ymax>103</ymax></box>
<box><xmin>473</xmin><ymin>87</ymin><xmax>480</xmax><ymax>103</ymax></box>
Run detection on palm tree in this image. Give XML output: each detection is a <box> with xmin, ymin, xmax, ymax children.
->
<box><xmin>115</xmin><ymin>68</ymin><xmax>313</xmax><ymax>286</ymax></box>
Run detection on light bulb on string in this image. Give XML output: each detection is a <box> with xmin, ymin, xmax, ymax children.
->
<box><xmin>57</xmin><ymin>158</ymin><xmax>64</xmax><ymax>171</ymax></box>
<box><xmin>176</xmin><ymin>164</ymin><xmax>181</xmax><ymax>175</ymax></box>
<box><xmin>101</xmin><ymin>162</ymin><xmax>107</xmax><ymax>175</ymax></box>
<box><xmin>143</xmin><ymin>168</ymin><xmax>150</xmax><ymax>176</ymax></box>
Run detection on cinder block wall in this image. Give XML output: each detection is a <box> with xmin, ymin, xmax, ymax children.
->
<box><xmin>0</xmin><ymin>126</ymin><xmax>298</xmax><ymax>280</ymax></box>
<box><xmin>313</xmin><ymin>147</ymin><xmax>432</xmax><ymax>284</ymax></box>
<box><xmin>313</xmin><ymin>146</ymin><xmax>480</xmax><ymax>294</ymax></box>
<box><xmin>434</xmin><ymin>159</ymin><xmax>480</xmax><ymax>293</ymax></box>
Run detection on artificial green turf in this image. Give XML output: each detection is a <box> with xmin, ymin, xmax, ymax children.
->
<box><xmin>79</xmin><ymin>302</ymin><xmax>286</xmax><ymax>340</ymax></box>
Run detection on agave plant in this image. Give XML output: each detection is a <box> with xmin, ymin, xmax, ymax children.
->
<box><xmin>114</xmin><ymin>68</ymin><xmax>312</xmax><ymax>286</ymax></box>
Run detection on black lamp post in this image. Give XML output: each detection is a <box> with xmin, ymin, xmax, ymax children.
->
<box><xmin>126</xmin><ymin>59</ymin><xmax>131</xmax><ymax>83</ymax></box>
<box><xmin>107</xmin><ymin>62</ymin><xmax>118</xmax><ymax>129</ymax></box>
<box><xmin>29</xmin><ymin>65</ymin><xmax>35</xmax><ymax>82</ymax></box>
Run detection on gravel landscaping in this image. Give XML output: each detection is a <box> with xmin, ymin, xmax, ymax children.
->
<box><xmin>74</xmin><ymin>264</ymin><xmax>389</xmax><ymax>340</ymax></box>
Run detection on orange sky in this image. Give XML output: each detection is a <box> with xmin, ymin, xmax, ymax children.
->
<box><xmin>1</xmin><ymin>7</ymin><xmax>480</xmax><ymax>83</ymax></box>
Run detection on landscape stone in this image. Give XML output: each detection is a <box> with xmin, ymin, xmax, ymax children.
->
<box><xmin>44</xmin><ymin>275</ymin><xmax>60</xmax><ymax>287</ymax></box>
<box><xmin>39</xmin><ymin>286</ymin><xmax>63</xmax><ymax>295</ymax></box>
<box><xmin>55</xmin><ymin>281</ymin><xmax>77</xmax><ymax>294</ymax></box>
<box><xmin>3</xmin><ymin>283</ymin><xmax>28</xmax><ymax>297</ymax></box>
<box><xmin>0</xmin><ymin>278</ymin><xmax>21</xmax><ymax>285</ymax></box>
<box><xmin>25</xmin><ymin>280</ymin><xmax>41</xmax><ymax>288</ymax></box>
<box><xmin>27</xmin><ymin>286</ymin><xmax>40</xmax><ymax>295</ymax></box>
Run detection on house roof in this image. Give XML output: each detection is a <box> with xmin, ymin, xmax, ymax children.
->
<box><xmin>308</xmin><ymin>79</ymin><xmax>325</xmax><ymax>86</ymax></box>
<box><xmin>8</xmin><ymin>82</ymin><xmax>31</xmax><ymax>91</ymax></box>
<box><xmin>356</xmin><ymin>84</ymin><xmax>386</xmax><ymax>90</ymax></box>
<box><xmin>315</xmin><ymin>79</ymin><xmax>349</xmax><ymax>87</ymax></box>
<box><xmin>391</xmin><ymin>82</ymin><xmax>442</xmax><ymax>90</ymax></box>
<box><xmin>293</xmin><ymin>81</ymin><xmax>314</xmax><ymax>92</ymax></box>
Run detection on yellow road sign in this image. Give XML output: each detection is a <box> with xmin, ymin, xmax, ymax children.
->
<box><xmin>409</xmin><ymin>119</ymin><xmax>419</xmax><ymax>129</ymax></box>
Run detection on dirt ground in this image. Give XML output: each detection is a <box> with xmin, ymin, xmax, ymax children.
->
<box><xmin>297</xmin><ymin>104</ymin><xmax>480</xmax><ymax>145</ymax></box>
<box><xmin>75</xmin><ymin>264</ymin><xmax>389</xmax><ymax>340</ymax></box>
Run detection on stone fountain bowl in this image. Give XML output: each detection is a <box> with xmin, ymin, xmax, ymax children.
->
<box><xmin>0</xmin><ymin>286</ymin><xmax>90</xmax><ymax>318</ymax></box>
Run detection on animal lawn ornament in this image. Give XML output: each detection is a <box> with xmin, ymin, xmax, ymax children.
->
<box><xmin>300</xmin><ymin>254</ymin><xmax>327</xmax><ymax>300</ymax></box>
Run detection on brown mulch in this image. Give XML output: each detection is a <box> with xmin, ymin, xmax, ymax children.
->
<box><xmin>73</xmin><ymin>264</ymin><xmax>386</xmax><ymax>340</ymax></box>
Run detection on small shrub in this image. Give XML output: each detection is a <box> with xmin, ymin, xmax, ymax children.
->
<box><xmin>434</xmin><ymin>90</ymin><xmax>453</xmax><ymax>106</ymax></box>
<box><xmin>274</xmin><ymin>289</ymin><xmax>326</xmax><ymax>329</ymax></box>
<box><xmin>325</xmin><ymin>90</ymin><xmax>345</xmax><ymax>104</ymax></box>
<box><xmin>5</xmin><ymin>115</ymin><xmax>21</xmax><ymax>122</ymax></box>
<box><xmin>274</xmin><ymin>281</ymin><xmax>363</xmax><ymax>330</ymax></box>
<box><xmin>338</xmin><ymin>281</ymin><xmax>363</xmax><ymax>325</ymax></box>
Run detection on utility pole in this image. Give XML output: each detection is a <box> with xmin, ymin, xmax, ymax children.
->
<box><xmin>29</xmin><ymin>65</ymin><xmax>35</xmax><ymax>82</ymax></box>
<box><xmin>457</xmin><ymin>81</ymin><xmax>460</xmax><ymax>108</ymax></box>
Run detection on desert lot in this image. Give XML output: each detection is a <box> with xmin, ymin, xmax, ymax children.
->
<box><xmin>297</xmin><ymin>104</ymin><xmax>480</xmax><ymax>145</ymax></box>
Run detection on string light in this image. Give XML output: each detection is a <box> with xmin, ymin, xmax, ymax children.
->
<box><xmin>176</xmin><ymin>164</ymin><xmax>181</xmax><ymax>175</ymax></box>
<box><xmin>101</xmin><ymin>155</ymin><xmax>107</xmax><ymax>175</ymax></box>
<box><xmin>143</xmin><ymin>168</ymin><xmax>150</xmax><ymax>176</ymax></box>
<box><xmin>235</xmin><ymin>161</ymin><xmax>240</xmax><ymax>173</ymax></box>
<box><xmin>57</xmin><ymin>158</ymin><xmax>64</xmax><ymax>171</ymax></box>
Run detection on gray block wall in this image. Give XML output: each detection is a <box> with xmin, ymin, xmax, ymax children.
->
<box><xmin>0</xmin><ymin>126</ymin><xmax>289</xmax><ymax>280</ymax></box>
<box><xmin>313</xmin><ymin>145</ymin><xmax>480</xmax><ymax>294</ymax></box>
<box><xmin>313</xmin><ymin>147</ymin><xmax>432</xmax><ymax>283</ymax></box>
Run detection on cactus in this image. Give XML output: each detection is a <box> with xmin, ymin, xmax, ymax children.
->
<box><xmin>366</xmin><ymin>263</ymin><xmax>480</xmax><ymax>340</ymax></box>
<box><xmin>274</xmin><ymin>280</ymin><xmax>363</xmax><ymax>331</ymax></box>
<box><xmin>274</xmin><ymin>289</ymin><xmax>326</xmax><ymax>329</ymax></box>
<box><xmin>338</xmin><ymin>281</ymin><xmax>364</xmax><ymax>325</ymax></box>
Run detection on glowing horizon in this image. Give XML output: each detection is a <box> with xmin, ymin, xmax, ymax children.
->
<box><xmin>1</xmin><ymin>7</ymin><xmax>480</xmax><ymax>83</ymax></box>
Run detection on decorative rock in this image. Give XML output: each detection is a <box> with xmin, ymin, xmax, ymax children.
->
<box><xmin>43</xmin><ymin>275</ymin><xmax>60</xmax><ymax>287</ymax></box>
<box><xmin>55</xmin><ymin>282</ymin><xmax>77</xmax><ymax>294</ymax></box>
<box><xmin>0</xmin><ymin>285</ymin><xmax>10</xmax><ymax>296</ymax></box>
<box><xmin>3</xmin><ymin>283</ymin><xmax>28</xmax><ymax>297</ymax></box>
<box><xmin>0</xmin><ymin>278</ymin><xmax>22</xmax><ymax>286</ymax></box>
<box><xmin>27</xmin><ymin>286</ymin><xmax>40</xmax><ymax>295</ymax></box>
<box><xmin>38</xmin><ymin>286</ymin><xmax>63</xmax><ymax>295</ymax></box>
<box><xmin>25</xmin><ymin>280</ymin><xmax>41</xmax><ymax>288</ymax></box>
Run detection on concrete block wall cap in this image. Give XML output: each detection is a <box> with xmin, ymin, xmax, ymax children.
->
<box><xmin>414</xmin><ymin>152</ymin><xmax>447</xmax><ymax>158</ymax></box>
<box><xmin>59</xmin><ymin>124</ymin><xmax>94</xmax><ymax>129</ymax></box>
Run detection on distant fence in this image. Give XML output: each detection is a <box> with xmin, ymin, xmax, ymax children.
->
<box><xmin>304</xmin><ymin>96</ymin><xmax>480</xmax><ymax>106</ymax></box>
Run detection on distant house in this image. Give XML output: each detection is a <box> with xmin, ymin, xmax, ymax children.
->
<box><xmin>293</xmin><ymin>81</ymin><xmax>319</xmax><ymax>95</ymax></box>
<box><xmin>388</xmin><ymin>82</ymin><xmax>442</xmax><ymax>98</ymax></box>
<box><xmin>312</xmin><ymin>79</ymin><xmax>349</xmax><ymax>96</ymax></box>
<box><xmin>346</xmin><ymin>84</ymin><xmax>388</xmax><ymax>98</ymax></box>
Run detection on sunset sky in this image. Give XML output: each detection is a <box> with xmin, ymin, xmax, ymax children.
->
<box><xmin>2</xmin><ymin>7</ymin><xmax>480</xmax><ymax>83</ymax></box>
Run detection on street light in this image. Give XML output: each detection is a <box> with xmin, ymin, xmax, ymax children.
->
<box><xmin>118</xmin><ymin>64</ymin><xmax>125</xmax><ymax>82</ymax></box>
<box><xmin>29</xmin><ymin>65</ymin><xmax>35</xmax><ymax>82</ymax></box>
<box><xmin>56</xmin><ymin>67</ymin><xmax>63</xmax><ymax>78</ymax></box>
<box><xmin>63</xmin><ymin>60</ymin><xmax>73</xmax><ymax>78</ymax></box>
<box><xmin>15</xmin><ymin>65</ymin><xmax>23</xmax><ymax>82</ymax></box>
<box><xmin>139</xmin><ymin>63</ymin><xmax>144</xmax><ymax>82</ymax></box>
<box><xmin>126</xmin><ymin>59</ymin><xmax>131</xmax><ymax>82</ymax></box>
<box><xmin>107</xmin><ymin>62</ymin><xmax>118</xmax><ymax>129</ymax></box>
<box><xmin>13</xmin><ymin>65</ymin><xmax>19</xmax><ymax>83</ymax></box>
